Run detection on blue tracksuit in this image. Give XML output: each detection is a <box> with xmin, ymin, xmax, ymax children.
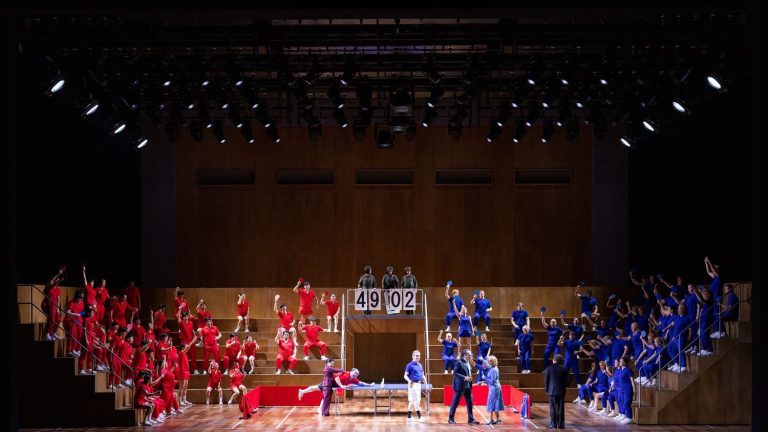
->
<box><xmin>473</xmin><ymin>298</ymin><xmax>491</xmax><ymax>329</ymax></box>
<box><xmin>542</xmin><ymin>326</ymin><xmax>564</xmax><ymax>369</ymax></box>
<box><xmin>445</xmin><ymin>296</ymin><xmax>464</xmax><ymax>327</ymax></box>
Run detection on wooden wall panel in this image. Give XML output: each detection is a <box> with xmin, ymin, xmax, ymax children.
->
<box><xmin>175</xmin><ymin>125</ymin><xmax>594</xmax><ymax>287</ymax></box>
<box><xmin>354</xmin><ymin>333</ymin><xmax>417</xmax><ymax>382</ymax></box>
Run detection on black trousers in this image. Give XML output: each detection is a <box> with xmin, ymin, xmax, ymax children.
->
<box><xmin>448</xmin><ymin>386</ymin><xmax>475</xmax><ymax>422</ymax></box>
<box><xmin>548</xmin><ymin>395</ymin><xmax>565</xmax><ymax>428</ymax></box>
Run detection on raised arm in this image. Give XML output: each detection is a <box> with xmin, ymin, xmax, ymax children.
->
<box><xmin>273</xmin><ymin>295</ymin><xmax>280</xmax><ymax>313</ymax></box>
<box><xmin>437</xmin><ymin>330</ymin><xmax>444</xmax><ymax>343</ymax></box>
<box><xmin>540</xmin><ymin>313</ymin><xmax>548</xmax><ymax>329</ymax></box>
<box><xmin>559</xmin><ymin>314</ymin><xmax>568</xmax><ymax>327</ymax></box>
<box><xmin>181</xmin><ymin>336</ymin><xmax>198</xmax><ymax>353</ymax></box>
<box><xmin>629</xmin><ymin>271</ymin><xmax>643</xmax><ymax>287</ymax></box>
<box><xmin>82</xmin><ymin>265</ymin><xmax>88</xmax><ymax>286</ymax></box>
<box><xmin>444</xmin><ymin>286</ymin><xmax>451</xmax><ymax>299</ymax></box>
<box><xmin>452</xmin><ymin>299</ymin><xmax>460</xmax><ymax>316</ymax></box>
<box><xmin>704</xmin><ymin>257</ymin><xmax>717</xmax><ymax>278</ymax></box>
<box><xmin>660</xmin><ymin>277</ymin><xmax>673</xmax><ymax>289</ymax></box>
<box><xmin>293</xmin><ymin>280</ymin><xmax>302</xmax><ymax>293</ymax></box>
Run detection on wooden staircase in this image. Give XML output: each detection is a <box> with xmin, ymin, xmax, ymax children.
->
<box><xmin>425</xmin><ymin>318</ymin><xmax>585</xmax><ymax>403</ymax></box>
<box><xmin>16</xmin><ymin>323</ymin><xmax>137</xmax><ymax>428</ymax></box>
<box><xmin>634</xmin><ymin>321</ymin><xmax>752</xmax><ymax>425</ymax></box>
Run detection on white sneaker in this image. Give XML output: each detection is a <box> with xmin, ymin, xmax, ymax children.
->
<box><xmin>287</xmin><ymin>370</ymin><xmax>295</xmax><ymax>374</ymax></box>
<box><xmin>634</xmin><ymin>377</ymin><xmax>641</xmax><ymax>383</ymax></box>
<box><xmin>303</xmin><ymin>356</ymin><xmax>310</xmax><ymax>360</ymax></box>
<box><xmin>597</xmin><ymin>408</ymin><xmax>607</xmax><ymax>415</ymax></box>
<box><xmin>407</xmin><ymin>417</ymin><xmax>415</xmax><ymax>422</ymax></box>
<box><xmin>615</xmin><ymin>414</ymin><xmax>625</xmax><ymax>421</ymax></box>
<box><xmin>320</xmin><ymin>356</ymin><xmax>327</xmax><ymax>360</ymax></box>
<box><xmin>606</xmin><ymin>410</ymin><xmax>617</xmax><ymax>418</ymax></box>
<box><xmin>445</xmin><ymin>327</ymin><xmax>451</xmax><ymax>332</ymax></box>
<box><xmin>620</xmin><ymin>417</ymin><xmax>633</xmax><ymax>424</ymax></box>
<box><xmin>219</xmin><ymin>400</ymin><xmax>223</xmax><ymax>405</ymax></box>
<box><xmin>223</xmin><ymin>370</ymin><xmax>228</xmax><ymax>375</ymax></box>
<box><xmin>444</xmin><ymin>370</ymin><xmax>449</xmax><ymax>374</ymax></box>
<box><xmin>298</xmin><ymin>389</ymin><xmax>304</xmax><ymax>400</ymax></box>
<box><xmin>589</xmin><ymin>400</ymin><xmax>596</xmax><ymax>409</ymax></box>
<box><xmin>327</xmin><ymin>328</ymin><xmax>332</xmax><ymax>332</ymax></box>
<box><xmin>80</xmin><ymin>369</ymin><xmax>87</xmax><ymax>375</ymax></box>
<box><xmin>333</xmin><ymin>328</ymin><xmax>339</xmax><ymax>333</ymax></box>
<box><xmin>194</xmin><ymin>370</ymin><xmax>200</xmax><ymax>375</ymax></box>
<box><xmin>485</xmin><ymin>326</ymin><xmax>490</xmax><ymax>331</ymax></box>
<box><xmin>679</xmin><ymin>366</ymin><xmax>687</xmax><ymax>372</ymax></box>
<box><xmin>649</xmin><ymin>378</ymin><xmax>656</xmax><ymax>386</ymax></box>
<box><xmin>117</xmin><ymin>384</ymin><xmax>125</xmax><ymax>388</ymax></box>
<box><xmin>418</xmin><ymin>416</ymin><xmax>427</xmax><ymax>422</ymax></box>
<box><xmin>573</xmin><ymin>397</ymin><xmax>581</xmax><ymax>404</ymax></box>
<box><xmin>206</xmin><ymin>400</ymin><xmax>210</xmax><ymax>405</ymax></box>
<box><xmin>276</xmin><ymin>370</ymin><xmax>281</xmax><ymax>375</ymax></box>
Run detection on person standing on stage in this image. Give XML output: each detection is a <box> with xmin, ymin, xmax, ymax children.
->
<box><xmin>320</xmin><ymin>292</ymin><xmax>340</xmax><ymax>332</ymax></box>
<box><xmin>454</xmin><ymin>303</ymin><xmax>474</xmax><ymax>351</ymax></box>
<box><xmin>517</xmin><ymin>325</ymin><xmax>534</xmax><ymax>374</ymax></box>
<box><xmin>176</xmin><ymin>311</ymin><xmax>198</xmax><ymax>374</ymax></box>
<box><xmin>197</xmin><ymin>317</ymin><xmax>222</xmax><ymax>372</ymax></box>
<box><xmin>320</xmin><ymin>358</ymin><xmax>344</xmax><ymax>416</ymax></box>
<box><xmin>511</xmin><ymin>302</ymin><xmax>530</xmax><ymax>344</ymax></box>
<box><xmin>471</xmin><ymin>290</ymin><xmax>492</xmax><ymax>331</ymax></box>
<box><xmin>294</xmin><ymin>279</ymin><xmax>318</xmax><ymax>325</ymax></box>
<box><xmin>196</xmin><ymin>300</ymin><xmax>212</xmax><ymax>331</ymax></box>
<box><xmin>173</xmin><ymin>287</ymin><xmax>190</xmax><ymax>317</ymax></box>
<box><xmin>382</xmin><ymin>265</ymin><xmax>400</xmax><ymax>311</ymax></box>
<box><xmin>234</xmin><ymin>292</ymin><xmax>250</xmax><ymax>333</ymax></box>
<box><xmin>405</xmin><ymin>350</ymin><xmax>427</xmax><ymax>422</ymax></box>
<box><xmin>540</xmin><ymin>312</ymin><xmax>564</xmax><ymax>370</ymax></box>
<box><xmin>401</xmin><ymin>266</ymin><xmax>418</xmax><ymax>315</ymax></box>
<box><xmin>42</xmin><ymin>267</ymin><xmax>65</xmax><ymax>341</ymax></box>
<box><xmin>448</xmin><ymin>349</ymin><xmax>479</xmax><ymax>425</ymax></box>
<box><xmin>81</xmin><ymin>265</ymin><xmax>98</xmax><ymax>314</ymax></box>
<box><xmin>484</xmin><ymin>355</ymin><xmax>504</xmax><ymax>425</ymax></box>
<box><xmin>358</xmin><ymin>266</ymin><xmax>376</xmax><ymax>315</ymax></box>
<box><xmin>545</xmin><ymin>354</ymin><xmax>569</xmax><ymax>429</ymax></box>
<box><xmin>124</xmin><ymin>279</ymin><xmax>142</xmax><ymax>314</ymax></box>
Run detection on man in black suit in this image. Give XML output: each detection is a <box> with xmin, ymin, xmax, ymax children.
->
<box><xmin>544</xmin><ymin>354</ymin><xmax>570</xmax><ymax>429</ymax></box>
<box><xmin>448</xmin><ymin>349</ymin><xmax>480</xmax><ymax>425</ymax></box>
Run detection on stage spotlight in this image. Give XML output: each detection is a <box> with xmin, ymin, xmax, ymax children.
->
<box><xmin>111</xmin><ymin>120</ymin><xmax>127</xmax><ymax>135</ymax></box>
<box><xmin>422</xmin><ymin>107</ymin><xmax>438</xmax><ymax>127</ymax></box>
<box><xmin>135</xmin><ymin>136</ymin><xmax>149</xmax><ymax>149</ymax></box>
<box><xmin>495</xmin><ymin>104</ymin><xmax>513</xmax><ymax>127</ymax></box>
<box><xmin>566</xmin><ymin>118</ymin><xmax>579</xmax><ymax>141</ymax></box>
<box><xmin>333</xmin><ymin>108</ymin><xmax>349</xmax><ymax>128</ymax></box>
<box><xmin>376</xmin><ymin>127</ymin><xmax>394</xmax><ymax>148</ymax></box>
<box><xmin>44</xmin><ymin>74</ymin><xmax>66</xmax><ymax>96</ymax></box>
<box><xmin>426</xmin><ymin>85</ymin><xmax>444</xmax><ymax>108</ymax></box>
<box><xmin>672</xmin><ymin>99</ymin><xmax>690</xmax><ymax>114</ymax></box>
<box><xmin>599</xmin><ymin>78</ymin><xmax>608</xmax><ymax>86</ymax></box>
<box><xmin>81</xmin><ymin>100</ymin><xmax>99</xmax><ymax>117</ymax></box>
<box><xmin>265</xmin><ymin>124</ymin><xmax>281</xmax><ymax>143</ymax></box>
<box><xmin>228</xmin><ymin>108</ymin><xmax>243</xmax><ymax>128</ymax></box>
<box><xmin>485</xmin><ymin>123</ymin><xmax>502</xmax><ymax>143</ymax></box>
<box><xmin>541</xmin><ymin>119</ymin><xmax>555</xmax><ymax>143</ymax></box>
<box><xmin>328</xmin><ymin>84</ymin><xmax>345</xmax><ymax>109</ymax></box>
<box><xmin>560</xmin><ymin>78</ymin><xmax>570</xmax><ymax>86</ymax></box>
<box><xmin>190</xmin><ymin>119</ymin><xmax>204</xmax><ymax>142</ymax></box>
<box><xmin>525</xmin><ymin>105</ymin><xmax>540</xmax><ymax>128</ymax></box>
<box><xmin>706</xmin><ymin>74</ymin><xmax>726</xmax><ymax>92</ymax></box>
<box><xmin>238</xmin><ymin>120</ymin><xmax>254</xmax><ymax>143</ymax></box>
<box><xmin>512</xmin><ymin>119</ymin><xmax>527</xmax><ymax>143</ymax></box>
<box><xmin>339</xmin><ymin>55</ymin><xmax>358</xmax><ymax>86</ymax></box>
<box><xmin>555</xmin><ymin>105</ymin><xmax>570</xmax><ymax>127</ymax></box>
<box><xmin>212</xmin><ymin>120</ymin><xmax>226</xmax><ymax>143</ymax></box>
<box><xmin>620</xmin><ymin>136</ymin><xmax>633</xmax><ymax>147</ymax></box>
<box><xmin>642</xmin><ymin>119</ymin><xmax>658</xmax><ymax>133</ymax></box>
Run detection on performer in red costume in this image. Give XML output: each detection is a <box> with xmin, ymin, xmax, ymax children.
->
<box><xmin>223</xmin><ymin>333</ymin><xmax>244</xmax><ymax>372</ymax></box>
<box><xmin>240</xmin><ymin>335</ymin><xmax>259</xmax><ymax>374</ymax></box>
<box><xmin>320</xmin><ymin>292</ymin><xmax>340</xmax><ymax>332</ymax></box>
<box><xmin>227</xmin><ymin>363</ymin><xmax>247</xmax><ymax>405</ymax></box>
<box><xmin>273</xmin><ymin>295</ymin><xmax>297</xmax><ymax>343</ymax></box>
<box><xmin>275</xmin><ymin>329</ymin><xmax>297</xmax><ymax>374</ymax></box>
<box><xmin>293</xmin><ymin>279</ymin><xmax>318</xmax><ymax>325</ymax></box>
<box><xmin>197</xmin><ymin>317</ymin><xmax>222</xmax><ymax>372</ymax></box>
<box><xmin>300</xmin><ymin>317</ymin><xmax>327</xmax><ymax>360</ymax></box>
<box><xmin>64</xmin><ymin>290</ymin><xmax>85</xmax><ymax>356</ymax></box>
<box><xmin>206</xmin><ymin>360</ymin><xmax>224</xmax><ymax>405</ymax></box>
<box><xmin>234</xmin><ymin>292</ymin><xmax>250</xmax><ymax>332</ymax></box>
<box><xmin>176</xmin><ymin>336</ymin><xmax>198</xmax><ymax>407</ymax></box>
<box><xmin>176</xmin><ymin>310</ymin><xmax>199</xmax><ymax>374</ymax></box>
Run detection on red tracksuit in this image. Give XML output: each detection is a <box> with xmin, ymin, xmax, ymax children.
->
<box><xmin>276</xmin><ymin>339</ymin><xmax>297</xmax><ymax>370</ymax></box>
<box><xmin>43</xmin><ymin>286</ymin><xmax>61</xmax><ymax>336</ymax></box>
<box><xmin>302</xmin><ymin>324</ymin><xmax>327</xmax><ymax>356</ymax></box>
<box><xmin>64</xmin><ymin>299</ymin><xmax>84</xmax><ymax>353</ymax></box>
<box><xmin>200</xmin><ymin>325</ymin><xmax>221</xmax><ymax>369</ymax></box>
<box><xmin>178</xmin><ymin>318</ymin><xmax>197</xmax><ymax>371</ymax></box>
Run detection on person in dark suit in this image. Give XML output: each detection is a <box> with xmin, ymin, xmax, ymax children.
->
<box><xmin>544</xmin><ymin>354</ymin><xmax>570</xmax><ymax>429</ymax></box>
<box><xmin>448</xmin><ymin>349</ymin><xmax>480</xmax><ymax>425</ymax></box>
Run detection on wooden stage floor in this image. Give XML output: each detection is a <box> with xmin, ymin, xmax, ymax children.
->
<box><xmin>21</xmin><ymin>399</ymin><xmax>751</xmax><ymax>431</ymax></box>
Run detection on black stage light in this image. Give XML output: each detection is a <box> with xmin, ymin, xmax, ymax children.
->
<box><xmin>620</xmin><ymin>136</ymin><xmax>633</xmax><ymax>148</ymax></box>
<box><xmin>512</xmin><ymin>118</ymin><xmax>527</xmax><ymax>143</ymax></box>
<box><xmin>328</xmin><ymin>83</ymin><xmax>345</xmax><ymax>109</ymax></box>
<box><xmin>212</xmin><ymin>120</ymin><xmax>226</xmax><ymax>143</ymax></box>
<box><xmin>135</xmin><ymin>136</ymin><xmax>149</xmax><ymax>149</ymax></box>
<box><xmin>541</xmin><ymin>119</ymin><xmax>555</xmax><ymax>143</ymax></box>
<box><xmin>81</xmin><ymin>100</ymin><xmax>99</xmax><ymax>117</ymax></box>
<box><xmin>422</xmin><ymin>107</ymin><xmax>438</xmax><ymax>127</ymax></box>
<box><xmin>333</xmin><ymin>108</ymin><xmax>349</xmax><ymax>128</ymax></box>
<box><xmin>240</xmin><ymin>120</ymin><xmax>255</xmax><ymax>143</ymax></box>
<box><xmin>265</xmin><ymin>124</ymin><xmax>281</xmax><ymax>143</ymax></box>
<box><xmin>485</xmin><ymin>123</ymin><xmax>502</xmax><ymax>143</ymax></box>
<box><xmin>339</xmin><ymin>55</ymin><xmax>358</xmax><ymax>86</ymax></box>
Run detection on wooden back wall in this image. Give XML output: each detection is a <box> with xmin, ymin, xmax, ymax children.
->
<box><xmin>175</xmin><ymin>125</ymin><xmax>594</xmax><ymax>287</ymax></box>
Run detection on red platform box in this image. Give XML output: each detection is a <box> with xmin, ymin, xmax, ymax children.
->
<box><xmin>442</xmin><ymin>384</ymin><xmax>513</xmax><ymax>406</ymax></box>
<box><xmin>258</xmin><ymin>385</ymin><xmax>325</xmax><ymax>407</ymax></box>
<box><xmin>239</xmin><ymin>388</ymin><xmax>260</xmax><ymax>419</ymax></box>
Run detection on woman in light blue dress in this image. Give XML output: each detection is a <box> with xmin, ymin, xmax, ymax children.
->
<box><xmin>484</xmin><ymin>355</ymin><xmax>504</xmax><ymax>424</ymax></box>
